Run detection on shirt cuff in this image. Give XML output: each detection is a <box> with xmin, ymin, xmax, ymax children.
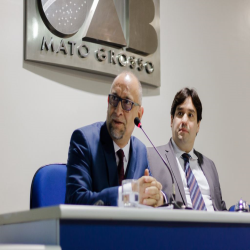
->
<box><xmin>161</xmin><ymin>191</ymin><xmax>167</xmax><ymax>204</ymax></box>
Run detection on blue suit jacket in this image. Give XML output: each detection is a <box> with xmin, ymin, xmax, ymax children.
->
<box><xmin>65</xmin><ymin>122</ymin><xmax>149</xmax><ymax>206</ymax></box>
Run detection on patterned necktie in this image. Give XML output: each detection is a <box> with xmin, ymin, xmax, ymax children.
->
<box><xmin>182</xmin><ymin>153</ymin><xmax>207</xmax><ymax>211</ymax></box>
<box><xmin>117</xmin><ymin>149</ymin><xmax>125</xmax><ymax>185</ymax></box>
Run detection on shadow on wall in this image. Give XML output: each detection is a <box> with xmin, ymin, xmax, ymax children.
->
<box><xmin>23</xmin><ymin>61</ymin><xmax>160</xmax><ymax>97</ymax></box>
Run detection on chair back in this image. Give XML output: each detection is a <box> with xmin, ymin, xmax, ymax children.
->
<box><xmin>30</xmin><ymin>163</ymin><xmax>67</xmax><ymax>209</ymax></box>
<box><xmin>229</xmin><ymin>205</ymin><xmax>235</xmax><ymax>211</ymax></box>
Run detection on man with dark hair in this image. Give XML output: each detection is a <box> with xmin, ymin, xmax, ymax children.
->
<box><xmin>147</xmin><ymin>88</ymin><xmax>227</xmax><ymax>211</ymax></box>
<box><xmin>66</xmin><ymin>71</ymin><xmax>164</xmax><ymax>207</ymax></box>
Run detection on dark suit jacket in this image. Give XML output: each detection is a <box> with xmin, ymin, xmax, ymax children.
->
<box><xmin>147</xmin><ymin>139</ymin><xmax>227</xmax><ymax>211</ymax></box>
<box><xmin>65</xmin><ymin>122</ymin><xmax>149</xmax><ymax>206</ymax></box>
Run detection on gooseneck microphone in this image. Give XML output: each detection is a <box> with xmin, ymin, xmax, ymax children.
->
<box><xmin>134</xmin><ymin>117</ymin><xmax>186</xmax><ymax>209</ymax></box>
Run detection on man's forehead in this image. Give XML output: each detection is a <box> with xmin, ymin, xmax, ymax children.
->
<box><xmin>111</xmin><ymin>81</ymin><xmax>130</xmax><ymax>94</ymax></box>
<box><xmin>111</xmin><ymin>89</ymin><xmax>133</xmax><ymax>99</ymax></box>
<box><xmin>176</xmin><ymin>106</ymin><xmax>196</xmax><ymax>113</ymax></box>
<box><xmin>111</xmin><ymin>78</ymin><xmax>138</xmax><ymax>98</ymax></box>
<box><xmin>112</xmin><ymin>80</ymin><xmax>130</xmax><ymax>89</ymax></box>
<box><xmin>113</xmin><ymin>73</ymin><xmax>139</xmax><ymax>87</ymax></box>
<box><xmin>176</xmin><ymin>98</ymin><xmax>197</xmax><ymax>113</ymax></box>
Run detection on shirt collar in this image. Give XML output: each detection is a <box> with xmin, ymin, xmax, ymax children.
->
<box><xmin>171</xmin><ymin>138</ymin><xmax>198</xmax><ymax>160</ymax></box>
<box><xmin>113</xmin><ymin>139</ymin><xmax>130</xmax><ymax>162</ymax></box>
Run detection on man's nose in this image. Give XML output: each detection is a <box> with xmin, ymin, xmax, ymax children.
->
<box><xmin>181</xmin><ymin>114</ymin><xmax>188</xmax><ymax>123</ymax></box>
<box><xmin>114</xmin><ymin>101</ymin><xmax>123</xmax><ymax>114</ymax></box>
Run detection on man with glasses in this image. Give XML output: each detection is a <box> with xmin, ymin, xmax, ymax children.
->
<box><xmin>65</xmin><ymin>71</ymin><xmax>164</xmax><ymax>207</ymax></box>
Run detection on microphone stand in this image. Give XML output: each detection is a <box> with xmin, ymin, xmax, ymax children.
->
<box><xmin>135</xmin><ymin>118</ymin><xmax>187</xmax><ymax>210</ymax></box>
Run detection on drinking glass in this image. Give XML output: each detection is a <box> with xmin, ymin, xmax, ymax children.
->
<box><xmin>122</xmin><ymin>179</ymin><xmax>139</xmax><ymax>207</ymax></box>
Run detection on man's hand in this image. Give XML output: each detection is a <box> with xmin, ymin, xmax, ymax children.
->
<box><xmin>136</xmin><ymin>169</ymin><xmax>164</xmax><ymax>207</ymax></box>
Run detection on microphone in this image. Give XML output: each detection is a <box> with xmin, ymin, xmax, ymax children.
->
<box><xmin>134</xmin><ymin>117</ymin><xmax>186</xmax><ymax>209</ymax></box>
<box><xmin>234</xmin><ymin>199</ymin><xmax>249</xmax><ymax>212</ymax></box>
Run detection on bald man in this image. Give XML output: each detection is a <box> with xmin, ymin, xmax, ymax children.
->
<box><xmin>65</xmin><ymin>72</ymin><xmax>164</xmax><ymax>207</ymax></box>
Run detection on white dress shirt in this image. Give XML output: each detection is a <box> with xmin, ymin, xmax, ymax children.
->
<box><xmin>171</xmin><ymin>139</ymin><xmax>214</xmax><ymax>211</ymax></box>
<box><xmin>115</xmin><ymin>140</ymin><xmax>166</xmax><ymax>206</ymax></box>
<box><xmin>114</xmin><ymin>140</ymin><xmax>132</xmax><ymax>206</ymax></box>
<box><xmin>113</xmin><ymin>140</ymin><xmax>130</xmax><ymax>174</ymax></box>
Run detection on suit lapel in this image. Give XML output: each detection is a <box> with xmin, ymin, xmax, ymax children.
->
<box><xmin>165</xmin><ymin>141</ymin><xmax>187</xmax><ymax>205</ymax></box>
<box><xmin>125</xmin><ymin>139</ymin><xmax>136</xmax><ymax>179</ymax></box>
<box><xmin>100</xmin><ymin>123</ymin><xmax>118</xmax><ymax>187</ymax></box>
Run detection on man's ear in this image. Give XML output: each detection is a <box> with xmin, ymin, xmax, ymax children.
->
<box><xmin>138</xmin><ymin>106</ymin><xmax>144</xmax><ymax>120</ymax></box>
<box><xmin>196</xmin><ymin>121</ymin><xmax>201</xmax><ymax>135</ymax></box>
<box><xmin>171</xmin><ymin>115</ymin><xmax>174</xmax><ymax>128</ymax></box>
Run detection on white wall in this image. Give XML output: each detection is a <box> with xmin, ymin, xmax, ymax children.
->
<box><xmin>0</xmin><ymin>0</ymin><xmax>249</xmax><ymax>214</ymax></box>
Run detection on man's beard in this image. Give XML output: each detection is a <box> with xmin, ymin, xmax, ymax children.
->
<box><xmin>108</xmin><ymin>121</ymin><xmax>126</xmax><ymax>140</ymax></box>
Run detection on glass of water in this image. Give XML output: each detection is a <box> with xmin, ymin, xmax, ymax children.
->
<box><xmin>122</xmin><ymin>179</ymin><xmax>139</xmax><ymax>207</ymax></box>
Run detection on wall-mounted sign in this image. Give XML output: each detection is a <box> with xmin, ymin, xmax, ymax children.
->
<box><xmin>25</xmin><ymin>0</ymin><xmax>160</xmax><ymax>86</ymax></box>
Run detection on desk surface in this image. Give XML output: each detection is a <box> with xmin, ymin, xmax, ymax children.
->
<box><xmin>1</xmin><ymin>205</ymin><xmax>250</xmax><ymax>250</ymax></box>
<box><xmin>0</xmin><ymin>205</ymin><xmax>250</xmax><ymax>225</ymax></box>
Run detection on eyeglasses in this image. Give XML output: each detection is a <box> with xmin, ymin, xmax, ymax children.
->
<box><xmin>108</xmin><ymin>94</ymin><xmax>140</xmax><ymax>111</ymax></box>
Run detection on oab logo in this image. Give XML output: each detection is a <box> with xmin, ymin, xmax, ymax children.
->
<box><xmin>25</xmin><ymin>0</ymin><xmax>160</xmax><ymax>85</ymax></box>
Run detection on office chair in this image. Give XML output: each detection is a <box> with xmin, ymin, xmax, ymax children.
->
<box><xmin>229</xmin><ymin>205</ymin><xmax>235</xmax><ymax>211</ymax></box>
<box><xmin>30</xmin><ymin>163</ymin><xmax>67</xmax><ymax>209</ymax></box>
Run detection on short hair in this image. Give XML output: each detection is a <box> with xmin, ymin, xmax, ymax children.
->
<box><xmin>110</xmin><ymin>71</ymin><xmax>142</xmax><ymax>104</ymax></box>
<box><xmin>170</xmin><ymin>88</ymin><xmax>202</xmax><ymax>122</ymax></box>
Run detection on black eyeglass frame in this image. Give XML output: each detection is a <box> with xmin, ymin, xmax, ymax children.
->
<box><xmin>108</xmin><ymin>94</ymin><xmax>141</xmax><ymax>111</ymax></box>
